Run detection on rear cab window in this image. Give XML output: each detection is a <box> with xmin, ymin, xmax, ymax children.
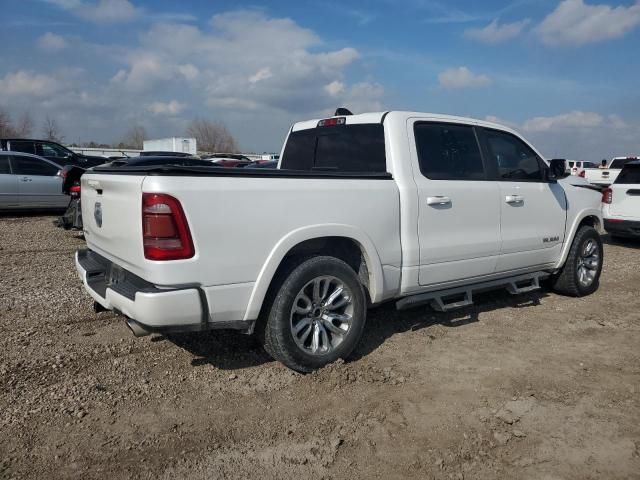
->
<box><xmin>281</xmin><ymin>123</ymin><xmax>386</xmax><ymax>172</ymax></box>
<box><xmin>615</xmin><ymin>164</ymin><xmax>640</xmax><ymax>184</ymax></box>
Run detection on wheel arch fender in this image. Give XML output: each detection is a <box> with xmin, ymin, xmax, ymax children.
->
<box><xmin>243</xmin><ymin>224</ymin><xmax>386</xmax><ymax>321</ymax></box>
<box><xmin>556</xmin><ymin>208</ymin><xmax>602</xmax><ymax>269</ymax></box>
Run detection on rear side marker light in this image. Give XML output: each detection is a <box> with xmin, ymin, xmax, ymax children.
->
<box><xmin>602</xmin><ymin>187</ymin><xmax>612</xmax><ymax>204</ymax></box>
<box><xmin>317</xmin><ymin>117</ymin><xmax>346</xmax><ymax>127</ymax></box>
<box><xmin>142</xmin><ymin>193</ymin><xmax>194</xmax><ymax>261</ymax></box>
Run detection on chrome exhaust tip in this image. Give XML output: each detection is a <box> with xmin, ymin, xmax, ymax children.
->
<box><xmin>125</xmin><ymin>318</ymin><xmax>151</xmax><ymax>337</ymax></box>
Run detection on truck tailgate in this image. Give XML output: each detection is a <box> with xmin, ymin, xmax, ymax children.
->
<box><xmin>81</xmin><ymin>173</ymin><xmax>146</xmax><ymax>275</ymax></box>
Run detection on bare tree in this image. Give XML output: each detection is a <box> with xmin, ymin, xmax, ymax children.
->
<box><xmin>121</xmin><ymin>125</ymin><xmax>147</xmax><ymax>149</ymax></box>
<box><xmin>0</xmin><ymin>107</ymin><xmax>17</xmax><ymax>137</ymax></box>
<box><xmin>186</xmin><ymin>118</ymin><xmax>238</xmax><ymax>153</ymax></box>
<box><xmin>15</xmin><ymin>111</ymin><xmax>33</xmax><ymax>138</ymax></box>
<box><xmin>42</xmin><ymin>115</ymin><xmax>64</xmax><ymax>142</ymax></box>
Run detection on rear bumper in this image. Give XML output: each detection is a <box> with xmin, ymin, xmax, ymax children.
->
<box><xmin>603</xmin><ymin>219</ymin><xmax>640</xmax><ymax>238</ymax></box>
<box><xmin>75</xmin><ymin>249</ymin><xmax>253</xmax><ymax>334</ymax></box>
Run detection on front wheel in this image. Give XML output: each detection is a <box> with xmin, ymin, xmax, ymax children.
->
<box><xmin>551</xmin><ymin>226</ymin><xmax>603</xmax><ymax>297</ymax></box>
<box><xmin>262</xmin><ymin>256</ymin><xmax>367</xmax><ymax>372</ymax></box>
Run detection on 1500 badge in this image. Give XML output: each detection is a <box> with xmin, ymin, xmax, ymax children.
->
<box><xmin>543</xmin><ymin>236</ymin><xmax>559</xmax><ymax>243</ymax></box>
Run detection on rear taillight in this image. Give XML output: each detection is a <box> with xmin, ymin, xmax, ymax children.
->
<box><xmin>70</xmin><ymin>185</ymin><xmax>81</xmax><ymax>197</ymax></box>
<box><xmin>142</xmin><ymin>193</ymin><xmax>194</xmax><ymax>261</ymax></box>
<box><xmin>602</xmin><ymin>187</ymin><xmax>612</xmax><ymax>204</ymax></box>
<box><xmin>579</xmin><ymin>170</ymin><xmax>586</xmax><ymax>177</ymax></box>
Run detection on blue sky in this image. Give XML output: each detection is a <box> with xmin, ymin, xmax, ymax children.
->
<box><xmin>1</xmin><ymin>0</ymin><xmax>639</xmax><ymax>159</ymax></box>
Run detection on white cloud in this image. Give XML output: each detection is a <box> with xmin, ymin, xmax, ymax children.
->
<box><xmin>45</xmin><ymin>0</ymin><xmax>140</xmax><ymax>23</ymax></box>
<box><xmin>324</xmin><ymin>81</ymin><xmax>345</xmax><ymax>97</ymax></box>
<box><xmin>537</xmin><ymin>0</ymin><xmax>640</xmax><ymax>46</ymax></box>
<box><xmin>522</xmin><ymin>110</ymin><xmax>604</xmax><ymax>132</ymax></box>
<box><xmin>464</xmin><ymin>19</ymin><xmax>530</xmax><ymax>44</ymax></box>
<box><xmin>485</xmin><ymin>111</ymin><xmax>640</xmax><ymax>160</ymax></box>
<box><xmin>248</xmin><ymin>67</ymin><xmax>273</xmax><ymax>84</ymax></box>
<box><xmin>38</xmin><ymin>32</ymin><xmax>67</xmax><ymax>51</ymax></box>
<box><xmin>438</xmin><ymin>67</ymin><xmax>492</xmax><ymax>89</ymax></box>
<box><xmin>147</xmin><ymin>100</ymin><xmax>185</xmax><ymax>116</ymax></box>
<box><xmin>110</xmin><ymin>11</ymin><xmax>372</xmax><ymax>113</ymax></box>
<box><xmin>0</xmin><ymin>70</ymin><xmax>61</xmax><ymax>97</ymax></box>
<box><xmin>4</xmin><ymin>9</ymin><xmax>383</xmax><ymax>151</ymax></box>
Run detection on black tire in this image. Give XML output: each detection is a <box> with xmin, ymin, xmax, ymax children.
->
<box><xmin>262</xmin><ymin>256</ymin><xmax>367</xmax><ymax>373</ymax></box>
<box><xmin>551</xmin><ymin>226</ymin><xmax>603</xmax><ymax>297</ymax></box>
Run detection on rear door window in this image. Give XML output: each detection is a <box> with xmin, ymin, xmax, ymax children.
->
<box><xmin>481</xmin><ymin>129</ymin><xmax>545</xmax><ymax>181</ymax></box>
<box><xmin>281</xmin><ymin>124</ymin><xmax>386</xmax><ymax>172</ymax></box>
<box><xmin>615</xmin><ymin>165</ymin><xmax>640</xmax><ymax>184</ymax></box>
<box><xmin>0</xmin><ymin>156</ymin><xmax>11</xmax><ymax>174</ymax></box>
<box><xmin>13</xmin><ymin>156</ymin><xmax>59</xmax><ymax>176</ymax></box>
<box><xmin>8</xmin><ymin>141</ymin><xmax>36</xmax><ymax>155</ymax></box>
<box><xmin>413</xmin><ymin>122</ymin><xmax>485</xmax><ymax>180</ymax></box>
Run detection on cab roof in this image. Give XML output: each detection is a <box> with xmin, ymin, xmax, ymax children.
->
<box><xmin>291</xmin><ymin>110</ymin><xmax>522</xmax><ymax>137</ymax></box>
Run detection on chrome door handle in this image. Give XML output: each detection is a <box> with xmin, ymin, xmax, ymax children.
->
<box><xmin>505</xmin><ymin>195</ymin><xmax>524</xmax><ymax>204</ymax></box>
<box><xmin>427</xmin><ymin>196</ymin><xmax>451</xmax><ymax>206</ymax></box>
<box><xmin>20</xmin><ymin>177</ymin><xmax>32</xmax><ymax>182</ymax></box>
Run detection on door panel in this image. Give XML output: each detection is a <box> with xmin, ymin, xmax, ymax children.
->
<box><xmin>418</xmin><ymin>181</ymin><xmax>501</xmax><ymax>285</ymax></box>
<box><xmin>497</xmin><ymin>182</ymin><xmax>566</xmax><ymax>271</ymax></box>
<box><xmin>412</xmin><ymin>121</ymin><xmax>502</xmax><ymax>286</ymax></box>
<box><xmin>479</xmin><ymin>127</ymin><xmax>567</xmax><ymax>272</ymax></box>
<box><xmin>18</xmin><ymin>175</ymin><xmax>65</xmax><ymax>207</ymax></box>
<box><xmin>13</xmin><ymin>155</ymin><xmax>66</xmax><ymax>208</ymax></box>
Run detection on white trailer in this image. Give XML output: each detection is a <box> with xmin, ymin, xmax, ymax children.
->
<box><xmin>143</xmin><ymin>137</ymin><xmax>197</xmax><ymax>155</ymax></box>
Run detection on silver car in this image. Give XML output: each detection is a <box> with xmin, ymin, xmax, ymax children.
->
<box><xmin>0</xmin><ymin>151</ymin><xmax>68</xmax><ymax>210</ymax></box>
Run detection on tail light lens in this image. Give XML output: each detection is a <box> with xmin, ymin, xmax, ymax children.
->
<box><xmin>70</xmin><ymin>185</ymin><xmax>81</xmax><ymax>197</ymax></box>
<box><xmin>142</xmin><ymin>193</ymin><xmax>194</xmax><ymax>261</ymax></box>
<box><xmin>579</xmin><ymin>170</ymin><xmax>586</xmax><ymax>177</ymax></box>
<box><xmin>602</xmin><ymin>187</ymin><xmax>612</xmax><ymax>204</ymax></box>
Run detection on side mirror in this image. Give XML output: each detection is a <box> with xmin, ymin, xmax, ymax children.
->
<box><xmin>547</xmin><ymin>159</ymin><xmax>566</xmax><ymax>182</ymax></box>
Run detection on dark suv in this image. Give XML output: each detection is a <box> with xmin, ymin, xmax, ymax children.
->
<box><xmin>0</xmin><ymin>139</ymin><xmax>107</xmax><ymax>168</ymax></box>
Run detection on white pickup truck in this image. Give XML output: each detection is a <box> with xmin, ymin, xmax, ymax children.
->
<box><xmin>602</xmin><ymin>160</ymin><xmax>640</xmax><ymax>239</ymax></box>
<box><xmin>583</xmin><ymin>156</ymin><xmax>638</xmax><ymax>187</ymax></box>
<box><xmin>76</xmin><ymin>111</ymin><xmax>604</xmax><ymax>372</ymax></box>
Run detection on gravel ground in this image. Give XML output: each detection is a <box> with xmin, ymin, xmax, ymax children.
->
<box><xmin>1</xmin><ymin>215</ymin><xmax>639</xmax><ymax>480</ymax></box>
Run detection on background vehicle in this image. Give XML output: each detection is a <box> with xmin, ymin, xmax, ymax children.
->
<box><xmin>602</xmin><ymin>160</ymin><xmax>640</xmax><ymax>239</ymax></box>
<box><xmin>75</xmin><ymin>111</ymin><xmax>603</xmax><ymax>372</ymax></box>
<box><xmin>138</xmin><ymin>151</ymin><xmax>196</xmax><ymax>158</ymax></box>
<box><xmin>105</xmin><ymin>156</ymin><xmax>212</xmax><ymax>168</ymax></box>
<box><xmin>0</xmin><ymin>151</ymin><xmax>67</xmax><ymax>210</ymax></box>
<box><xmin>567</xmin><ymin>160</ymin><xmax>596</xmax><ymax>176</ymax></box>
<box><xmin>244</xmin><ymin>160</ymin><xmax>278</xmax><ymax>169</ymax></box>
<box><xmin>1</xmin><ymin>139</ymin><xmax>107</xmax><ymax>168</ymax></box>
<box><xmin>583</xmin><ymin>156</ymin><xmax>638</xmax><ymax>186</ymax></box>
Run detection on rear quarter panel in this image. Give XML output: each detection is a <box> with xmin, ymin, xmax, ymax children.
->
<box><xmin>141</xmin><ymin>175</ymin><xmax>402</xmax><ymax>301</ymax></box>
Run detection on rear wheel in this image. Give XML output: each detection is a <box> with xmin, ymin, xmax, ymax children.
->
<box><xmin>262</xmin><ymin>256</ymin><xmax>367</xmax><ymax>372</ymax></box>
<box><xmin>551</xmin><ymin>226</ymin><xmax>602</xmax><ymax>296</ymax></box>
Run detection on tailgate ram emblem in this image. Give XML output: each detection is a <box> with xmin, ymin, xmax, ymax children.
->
<box><xmin>94</xmin><ymin>202</ymin><xmax>102</xmax><ymax>228</ymax></box>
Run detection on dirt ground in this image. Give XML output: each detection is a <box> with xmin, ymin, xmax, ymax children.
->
<box><xmin>0</xmin><ymin>215</ymin><xmax>639</xmax><ymax>480</ymax></box>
